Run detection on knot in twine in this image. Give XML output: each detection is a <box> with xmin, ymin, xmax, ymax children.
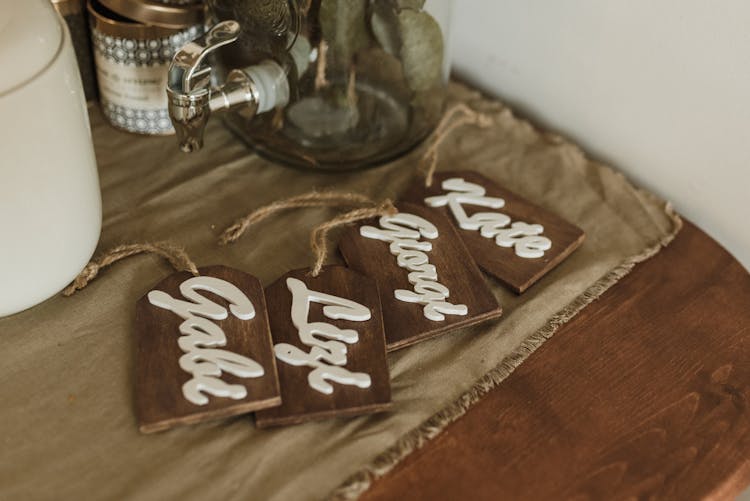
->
<box><xmin>309</xmin><ymin>199</ymin><xmax>396</xmax><ymax>277</ymax></box>
<box><xmin>419</xmin><ymin>103</ymin><xmax>494</xmax><ymax>187</ymax></box>
<box><xmin>63</xmin><ymin>242</ymin><xmax>199</xmax><ymax>296</ymax></box>
<box><xmin>219</xmin><ymin>190</ymin><xmax>396</xmax><ymax>277</ymax></box>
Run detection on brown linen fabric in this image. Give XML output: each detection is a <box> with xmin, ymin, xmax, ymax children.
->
<box><xmin>0</xmin><ymin>83</ymin><xmax>681</xmax><ymax>501</ymax></box>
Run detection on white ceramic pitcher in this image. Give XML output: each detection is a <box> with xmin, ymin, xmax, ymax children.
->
<box><xmin>0</xmin><ymin>0</ymin><xmax>101</xmax><ymax>317</ymax></box>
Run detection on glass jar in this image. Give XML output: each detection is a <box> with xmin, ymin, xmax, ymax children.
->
<box><xmin>168</xmin><ymin>0</ymin><xmax>454</xmax><ymax>170</ymax></box>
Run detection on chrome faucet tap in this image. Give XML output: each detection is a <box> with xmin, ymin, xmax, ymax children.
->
<box><xmin>167</xmin><ymin>21</ymin><xmax>289</xmax><ymax>153</ymax></box>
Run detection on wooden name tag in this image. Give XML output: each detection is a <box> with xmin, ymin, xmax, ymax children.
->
<box><xmin>404</xmin><ymin>171</ymin><xmax>586</xmax><ymax>293</ymax></box>
<box><xmin>339</xmin><ymin>202</ymin><xmax>503</xmax><ymax>351</ymax></box>
<box><xmin>255</xmin><ymin>266</ymin><xmax>391</xmax><ymax>428</ymax></box>
<box><xmin>134</xmin><ymin>266</ymin><xmax>281</xmax><ymax>433</ymax></box>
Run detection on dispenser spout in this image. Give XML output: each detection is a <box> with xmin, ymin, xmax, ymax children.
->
<box><xmin>166</xmin><ymin>89</ymin><xmax>211</xmax><ymax>153</ymax></box>
<box><xmin>166</xmin><ymin>21</ymin><xmax>289</xmax><ymax>153</ymax></box>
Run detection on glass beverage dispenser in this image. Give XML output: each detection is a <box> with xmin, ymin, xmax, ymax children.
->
<box><xmin>167</xmin><ymin>0</ymin><xmax>453</xmax><ymax>170</ymax></box>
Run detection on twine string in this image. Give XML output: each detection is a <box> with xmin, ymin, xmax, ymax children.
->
<box><xmin>309</xmin><ymin>199</ymin><xmax>396</xmax><ymax>277</ymax></box>
<box><xmin>219</xmin><ymin>191</ymin><xmax>375</xmax><ymax>245</ymax></box>
<box><xmin>346</xmin><ymin>65</ymin><xmax>358</xmax><ymax>109</ymax></box>
<box><xmin>219</xmin><ymin>190</ymin><xmax>395</xmax><ymax>276</ymax></box>
<box><xmin>66</xmin><ymin>105</ymin><xmax>491</xmax><ymax>295</ymax></box>
<box><xmin>315</xmin><ymin>40</ymin><xmax>330</xmax><ymax>90</ymax></box>
<box><xmin>419</xmin><ymin>103</ymin><xmax>494</xmax><ymax>187</ymax></box>
<box><xmin>63</xmin><ymin>242</ymin><xmax>199</xmax><ymax>296</ymax></box>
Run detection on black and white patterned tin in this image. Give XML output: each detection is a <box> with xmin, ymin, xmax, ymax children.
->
<box><xmin>88</xmin><ymin>1</ymin><xmax>203</xmax><ymax>135</ymax></box>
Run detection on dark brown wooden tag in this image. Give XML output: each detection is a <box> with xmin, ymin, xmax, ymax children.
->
<box><xmin>403</xmin><ymin>171</ymin><xmax>586</xmax><ymax>294</ymax></box>
<box><xmin>255</xmin><ymin>266</ymin><xmax>391</xmax><ymax>428</ymax></box>
<box><xmin>134</xmin><ymin>265</ymin><xmax>281</xmax><ymax>433</ymax></box>
<box><xmin>339</xmin><ymin>202</ymin><xmax>503</xmax><ymax>351</ymax></box>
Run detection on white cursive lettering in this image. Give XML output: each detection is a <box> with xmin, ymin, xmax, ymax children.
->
<box><xmin>360</xmin><ymin>212</ymin><xmax>468</xmax><ymax>321</ymax></box>
<box><xmin>276</xmin><ymin>278</ymin><xmax>371</xmax><ymax>394</ymax></box>
<box><xmin>425</xmin><ymin>177</ymin><xmax>552</xmax><ymax>258</ymax></box>
<box><xmin>495</xmin><ymin>222</ymin><xmax>552</xmax><ymax>259</ymax></box>
<box><xmin>147</xmin><ymin>276</ymin><xmax>264</xmax><ymax>406</ymax></box>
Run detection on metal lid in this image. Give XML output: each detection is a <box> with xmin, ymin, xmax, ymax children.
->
<box><xmin>88</xmin><ymin>0</ymin><xmax>185</xmax><ymax>38</ymax></box>
<box><xmin>98</xmin><ymin>0</ymin><xmax>203</xmax><ymax>29</ymax></box>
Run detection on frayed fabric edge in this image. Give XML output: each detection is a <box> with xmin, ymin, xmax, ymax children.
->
<box><xmin>328</xmin><ymin>203</ymin><xmax>683</xmax><ymax>501</ymax></box>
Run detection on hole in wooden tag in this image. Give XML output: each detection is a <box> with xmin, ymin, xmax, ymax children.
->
<box><xmin>403</xmin><ymin>171</ymin><xmax>586</xmax><ymax>294</ymax></box>
<box><xmin>339</xmin><ymin>202</ymin><xmax>503</xmax><ymax>351</ymax></box>
<box><xmin>134</xmin><ymin>265</ymin><xmax>281</xmax><ymax>433</ymax></box>
<box><xmin>255</xmin><ymin>266</ymin><xmax>392</xmax><ymax>428</ymax></box>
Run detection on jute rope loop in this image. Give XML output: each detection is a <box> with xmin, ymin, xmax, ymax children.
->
<box><xmin>63</xmin><ymin>242</ymin><xmax>199</xmax><ymax>296</ymax></box>
<box><xmin>314</xmin><ymin>40</ymin><xmax>330</xmax><ymax>90</ymax></box>
<box><xmin>219</xmin><ymin>191</ymin><xmax>376</xmax><ymax>245</ymax></box>
<box><xmin>218</xmin><ymin>190</ymin><xmax>395</xmax><ymax>277</ymax></box>
<box><xmin>309</xmin><ymin>199</ymin><xmax>397</xmax><ymax>277</ymax></box>
<box><xmin>419</xmin><ymin>103</ymin><xmax>494</xmax><ymax>187</ymax></box>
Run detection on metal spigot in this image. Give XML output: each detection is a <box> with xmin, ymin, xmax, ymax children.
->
<box><xmin>167</xmin><ymin>21</ymin><xmax>290</xmax><ymax>153</ymax></box>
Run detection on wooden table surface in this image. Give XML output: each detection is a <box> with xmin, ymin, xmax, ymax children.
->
<box><xmin>361</xmin><ymin>221</ymin><xmax>750</xmax><ymax>500</ymax></box>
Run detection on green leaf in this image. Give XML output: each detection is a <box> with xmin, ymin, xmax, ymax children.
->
<box><xmin>396</xmin><ymin>0</ymin><xmax>426</xmax><ymax>10</ymax></box>
<box><xmin>370</xmin><ymin>1</ymin><xmax>401</xmax><ymax>56</ymax></box>
<box><xmin>319</xmin><ymin>0</ymin><xmax>372</xmax><ymax>63</ymax></box>
<box><xmin>398</xmin><ymin>10</ymin><xmax>444</xmax><ymax>92</ymax></box>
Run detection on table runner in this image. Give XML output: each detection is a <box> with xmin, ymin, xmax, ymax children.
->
<box><xmin>0</xmin><ymin>83</ymin><xmax>681</xmax><ymax>501</ymax></box>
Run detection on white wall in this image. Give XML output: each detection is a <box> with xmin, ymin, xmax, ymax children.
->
<box><xmin>451</xmin><ymin>0</ymin><xmax>750</xmax><ymax>269</ymax></box>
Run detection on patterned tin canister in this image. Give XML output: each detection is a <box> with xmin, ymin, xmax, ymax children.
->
<box><xmin>87</xmin><ymin>0</ymin><xmax>204</xmax><ymax>135</ymax></box>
